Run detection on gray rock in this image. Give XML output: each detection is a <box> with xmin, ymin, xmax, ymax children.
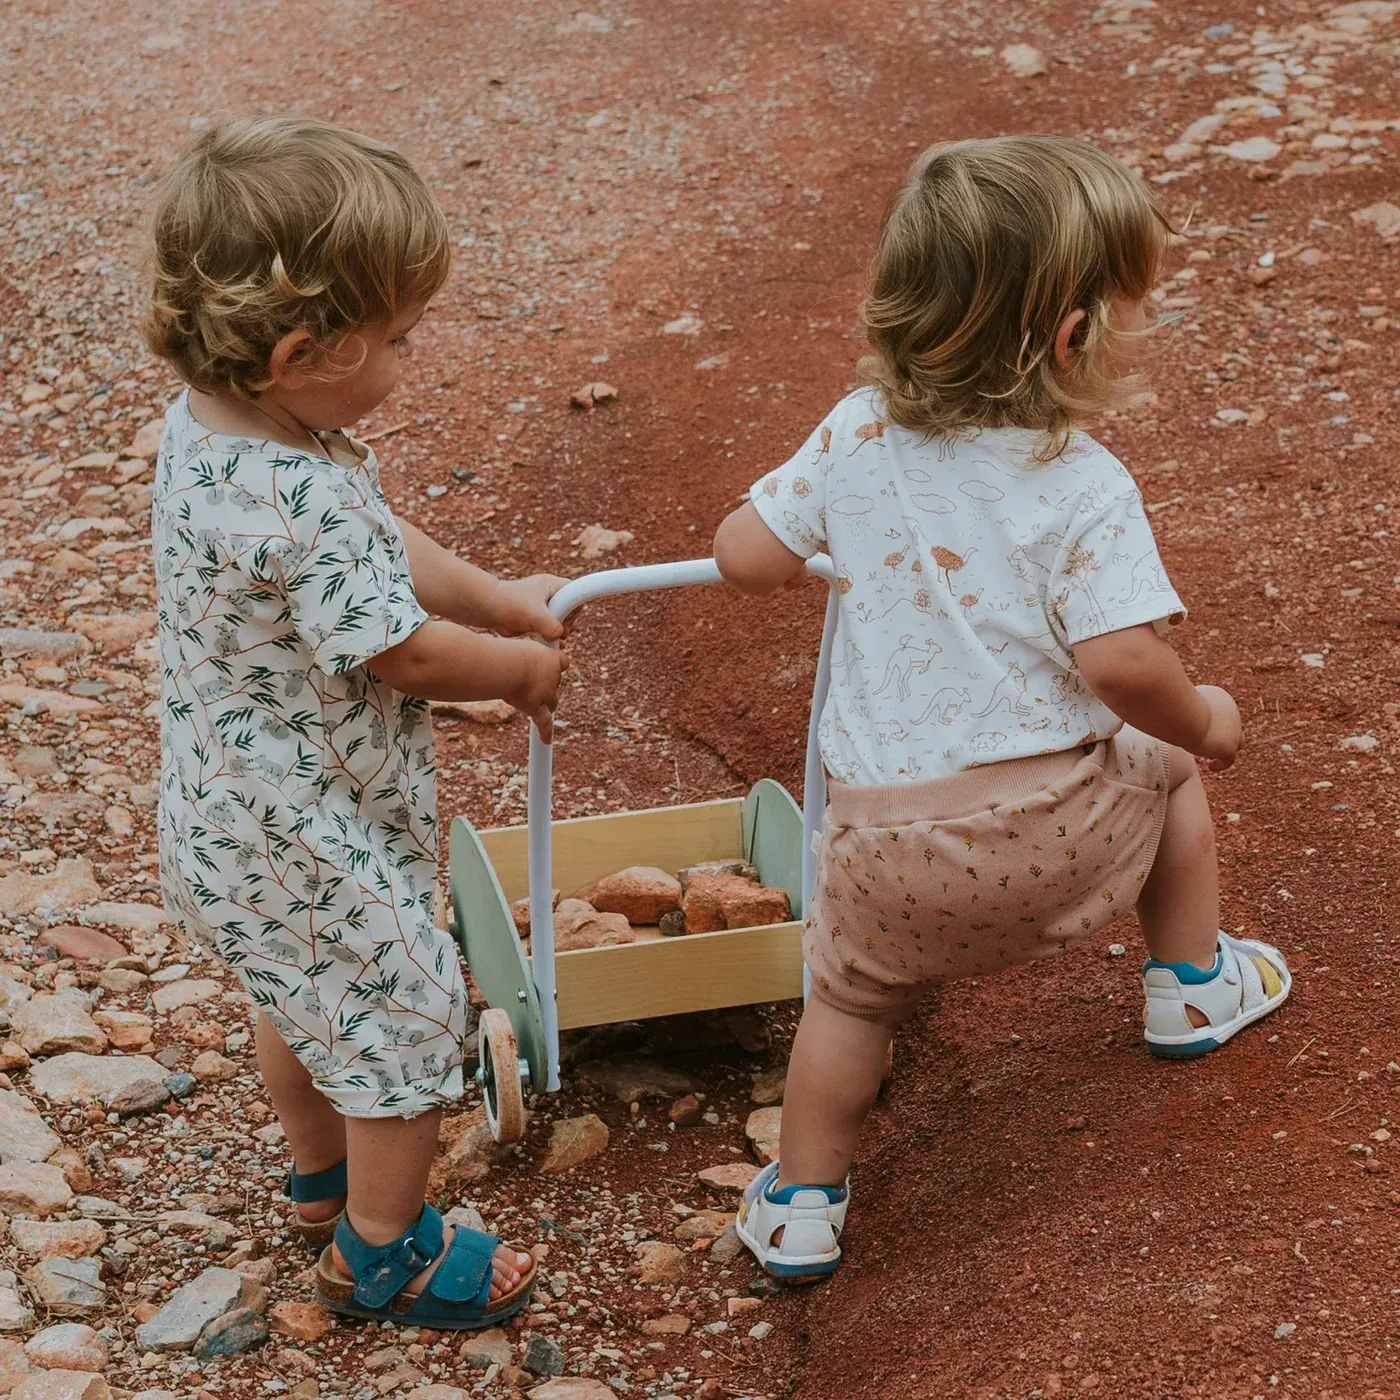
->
<box><xmin>442</xmin><ymin>1204</ymin><xmax>487</xmax><ymax>1235</ymax></box>
<box><xmin>134</xmin><ymin>1267</ymin><xmax>261</xmax><ymax>1353</ymax></box>
<box><xmin>521</xmin><ymin>1334</ymin><xmax>565</xmax><ymax>1377</ymax></box>
<box><xmin>0</xmin><ymin>631</ymin><xmax>88</xmax><ymax>665</ymax></box>
<box><xmin>191</xmin><ymin>1307</ymin><xmax>266</xmax><ymax>1361</ymax></box>
<box><xmin>163</xmin><ymin>1073</ymin><xmax>196</xmax><ymax>1100</ymax></box>
<box><xmin>0</xmin><ymin>1087</ymin><xmax>62</xmax><ymax>1162</ymax></box>
<box><xmin>12</xmin><ymin>993</ymin><xmax>107</xmax><ymax>1057</ymax></box>
<box><xmin>24</xmin><ymin>1258</ymin><xmax>105</xmax><ymax>1313</ymax></box>
<box><xmin>0</xmin><ymin>1271</ymin><xmax>35</xmax><ymax>1332</ymax></box>
<box><xmin>73</xmin><ymin>1199</ymin><xmax>124</xmax><ymax>1220</ymax></box>
<box><xmin>0</xmin><ymin>976</ymin><xmax>32</xmax><ymax>1016</ymax></box>
<box><xmin>107</xmin><ymin>1080</ymin><xmax>170</xmax><ymax>1118</ymax></box>
<box><xmin>150</xmin><ymin>980</ymin><xmax>220</xmax><ymax>1016</ymax></box>
<box><xmin>29</xmin><ymin>1053</ymin><xmax>165</xmax><ymax>1104</ymax></box>
<box><xmin>709</xmin><ymin>1226</ymin><xmax>745</xmax><ymax>1263</ymax></box>
<box><xmin>460</xmin><ymin>1326</ymin><xmax>512</xmax><ymax>1368</ymax></box>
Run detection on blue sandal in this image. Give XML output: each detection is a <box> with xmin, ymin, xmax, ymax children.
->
<box><xmin>314</xmin><ymin>1203</ymin><xmax>536</xmax><ymax>1330</ymax></box>
<box><xmin>285</xmin><ymin>1160</ymin><xmax>347</xmax><ymax>1250</ymax></box>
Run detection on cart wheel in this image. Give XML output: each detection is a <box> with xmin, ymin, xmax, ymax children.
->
<box><xmin>881</xmin><ymin>1039</ymin><xmax>894</xmax><ymax>1083</ymax></box>
<box><xmin>434</xmin><ymin>882</ymin><xmax>451</xmax><ymax>935</ymax></box>
<box><xmin>478</xmin><ymin>1008</ymin><xmax>526</xmax><ymax>1144</ymax></box>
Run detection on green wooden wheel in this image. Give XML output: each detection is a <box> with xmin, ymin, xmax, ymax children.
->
<box><xmin>447</xmin><ymin>814</ymin><xmax>548</xmax><ymax>1092</ymax></box>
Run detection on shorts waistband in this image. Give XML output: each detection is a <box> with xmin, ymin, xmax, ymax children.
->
<box><xmin>827</xmin><ymin>744</ymin><xmax>1099</xmax><ymax>827</ymax></box>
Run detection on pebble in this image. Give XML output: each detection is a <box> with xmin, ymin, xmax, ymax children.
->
<box><xmin>520</xmin><ymin>1334</ymin><xmax>565</xmax><ymax>1377</ymax></box>
<box><xmin>527</xmin><ymin>1382</ymin><xmax>618</xmax><ymax>1400</ymax></box>
<box><xmin>749</xmin><ymin>1320</ymin><xmax>774</xmax><ymax>1341</ymax></box>
<box><xmin>1275</xmin><ymin>1321</ymin><xmax>1297</xmax><ymax>1339</ymax></box>
<box><xmin>10</xmin><ymin>1373</ymin><xmax>111</xmax><ymax>1400</ymax></box>
<box><xmin>669</xmin><ymin>1093</ymin><xmax>703</xmax><ymax>1127</ymax></box>
<box><xmin>0</xmin><ymin>1089</ymin><xmax>63</xmax><ymax>1163</ymax></box>
<box><xmin>0</xmin><ymin>1272</ymin><xmax>37</xmax><ymax>1333</ymax></box>
<box><xmin>0</xmin><ymin>1164</ymin><xmax>73</xmax><ymax>1217</ymax></box>
<box><xmin>23</xmin><ymin>1324</ymin><xmax>107</xmax><ymax>1373</ymax></box>
<box><xmin>459</xmin><ymin>1326</ymin><xmax>512</xmax><ymax>1367</ymax></box>
<box><xmin>29</xmin><ymin>1053</ymin><xmax>166</xmax><ymax>1104</ymax></box>
<box><xmin>191</xmin><ymin>1306</ymin><xmax>267</xmax><ymax>1361</ymax></box>
<box><xmin>1001</xmin><ymin>43</ymin><xmax>1048</xmax><ymax>77</ymax></box>
<box><xmin>537</xmin><ymin>1108</ymin><xmax>610</xmax><ymax>1176</ymax></box>
<box><xmin>33</xmin><ymin>928</ymin><xmax>127</xmax><ymax>965</ymax></box>
<box><xmin>23</xmin><ymin>1258</ymin><xmax>105</xmax><ymax>1314</ymax></box>
<box><xmin>0</xmin><ymin>1340</ymin><xmax>33</xmax><ymax>1391</ymax></box>
<box><xmin>190</xmin><ymin>1049</ymin><xmax>239</xmax><ymax>1083</ymax></box>
<box><xmin>12</xmin><ymin>992</ymin><xmax>108</xmax><ymax>1057</ymax></box>
<box><xmin>745</xmin><ymin>1107</ymin><xmax>782</xmax><ymax>1165</ymax></box>
<box><xmin>150</xmin><ymin>979</ymin><xmax>221</xmax><ymax>1015</ymax></box>
<box><xmin>750</xmin><ymin>1067</ymin><xmax>786</xmax><ymax>1105</ymax></box>
<box><xmin>9</xmin><ymin>1221</ymin><xmax>105</xmax><ymax>1262</ymax></box>
<box><xmin>633</xmin><ymin>1241</ymin><xmax>686</xmax><ymax>1285</ymax></box>
<box><xmin>0</xmin><ymin>862</ymin><xmax>103</xmax><ymax>920</ymax></box>
<box><xmin>134</xmin><ymin>1266</ymin><xmax>265</xmax><ymax>1353</ymax></box>
<box><xmin>696</xmin><ymin>1163</ymin><xmax>760</xmax><ymax>1195</ymax></box>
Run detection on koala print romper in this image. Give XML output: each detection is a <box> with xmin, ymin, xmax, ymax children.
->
<box><xmin>153</xmin><ymin>392</ymin><xmax>468</xmax><ymax>1117</ymax></box>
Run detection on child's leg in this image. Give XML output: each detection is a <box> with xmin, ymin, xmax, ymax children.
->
<box><xmin>1137</xmin><ymin>747</ymin><xmax>1219</xmax><ymax>990</ymax></box>
<box><xmin>256</xmin><ymin>1014</ymin><xmax>346</xmax><ymax>1222</ymax></box>
<box><xmin>777</xmin><ymin>995</ymin><xmax>898</xmax><ymax>1190</ymax></box>
<box><xmin>335</xmin><ymin>1112</ymin><xmax>530</xmax><ymax>1300</ymax></box>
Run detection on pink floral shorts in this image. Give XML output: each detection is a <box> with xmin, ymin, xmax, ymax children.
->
<box><xmin>806</xmin><ymin>728</ymin><xmax>1171</xmax><ymax>1020</ymax></box>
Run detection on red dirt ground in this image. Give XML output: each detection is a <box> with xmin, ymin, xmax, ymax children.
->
<box><xmin>4</xmin><ymin>0</ymin><xmax>1398</xmax><ymax>1396</ymax></box>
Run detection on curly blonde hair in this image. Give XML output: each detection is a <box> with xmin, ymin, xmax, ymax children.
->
<box><xmin>142</xmin><ymin>115</ymin><xmax>451</xmax><ymax>398</ymax></box>
<box><xmin>859</xmin><ymin>135</ymin><xmax>1171</xmax><ymax>458</ymax></box>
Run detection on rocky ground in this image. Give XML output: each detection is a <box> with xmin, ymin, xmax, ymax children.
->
<box><xmin>0</xmin><ymin>1</ymin><xmax>1397</xmax><ymax>1399</ymax></box>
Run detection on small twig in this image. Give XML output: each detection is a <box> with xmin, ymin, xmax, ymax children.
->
<box><xmin>1321</xmin><ymin>1099</ymin><xmax>1357</xmax><ymax>1124</ymax></box>
<box><xmin>1286</xmin><ymin>1036</ymin><xmax>1316</xmax><ymax>1070</ymax></box>
<box><xmin>361</xmin><ymin>420</ymin><xmax>411</xmax><ymax>443</ymax></box>
<box><xmin>1293</xmin><ymin>1239</ymin><xmax>1308</xmax><ymax>1263</ymax></box>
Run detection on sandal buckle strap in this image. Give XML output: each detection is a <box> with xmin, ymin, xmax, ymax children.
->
<box><xmin>339</xmin><ymin>1205</ymin><xmax>446</xmax><ymax>1310</ymax></box>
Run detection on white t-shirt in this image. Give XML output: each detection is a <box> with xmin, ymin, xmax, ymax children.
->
<box><xmin>750</xmin><ymin>390</ymin><xmax>1186</xmax><ymax>786</ymax></box>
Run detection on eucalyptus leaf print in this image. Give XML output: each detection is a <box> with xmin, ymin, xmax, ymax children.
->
<box><xmin>152</xmin><ymin>392</ymin><xmax>466</xmax><ymax>1119</ymax></box>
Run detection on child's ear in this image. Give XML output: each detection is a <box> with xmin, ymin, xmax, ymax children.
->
<box><xmin>268</xmin><ymin>328</ymin><xmax>317</xmax><ymax>388</ymax></box>
<box><xmin>1053</xmin><ymin>309</ymin><xmax>1088</xmax><ymax>372</ymax></box>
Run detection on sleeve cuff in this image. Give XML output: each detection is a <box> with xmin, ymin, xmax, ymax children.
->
<box><xmin>1064</xmin><ymin>598</ymin><xmax>1188</xmax><ymax>648</ymax></box>
<box><xmin>749</xmin><ymin>481</ymin><xmax>822</xmax><ymax>559</ymax></box>
<box><xmin>315</xmin><ymin>602</ymin><xmax>430</xmax><ymax>676</ymax></box>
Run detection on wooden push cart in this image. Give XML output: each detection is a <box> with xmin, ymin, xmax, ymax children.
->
<box><xmin>441</xmin><ymin>556</ymin><xmax>839</xmax><ymax>1142</ymax></box>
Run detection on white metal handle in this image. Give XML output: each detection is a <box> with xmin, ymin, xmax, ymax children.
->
<box><xmin>526</xmin><ymin>555</ymin><xmax>837</xmax><ymax>1091</ymax></box>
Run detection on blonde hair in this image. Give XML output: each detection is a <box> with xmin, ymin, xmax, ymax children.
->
<box><xmin>859</xmin><ymin>135</ymin><xmax>1171</xmax><ymax>458</ymax></box>
<box><xmin>142</xmin><ymin>115</ymin><xmax>450</xmax><ymax>397</ymax></box>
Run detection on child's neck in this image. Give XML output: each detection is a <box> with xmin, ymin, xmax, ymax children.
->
<box><xmin>188</xmin><ymin>388</ymin><xmax>335</xmax><ymax>459</ymax></box>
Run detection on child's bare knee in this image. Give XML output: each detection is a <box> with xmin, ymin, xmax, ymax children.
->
<box><xmin>1166</xmin><ymin>745</ymin><xmax>1202</xmax><ymax>793</ymax></box>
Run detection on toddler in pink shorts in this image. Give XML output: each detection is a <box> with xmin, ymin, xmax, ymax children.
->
<box><xmin>712</xmin><ymin>135</ymin><xmax>1292</xmax><ymax>1282</ymax></box>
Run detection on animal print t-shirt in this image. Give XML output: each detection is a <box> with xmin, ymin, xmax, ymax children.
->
<box><xmin>750</xmin><ymin>390</ymin><xmax>1186</xmax><ymax>785</ymax></box>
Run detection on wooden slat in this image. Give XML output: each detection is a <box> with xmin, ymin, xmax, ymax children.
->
<box><xmin>479</xmin><ymin>799</ymin><xmax>745</xmax><ymax>904</ymax></box>
<box><xmin>550</xmin><ymin>922</ymin><xmax>805</xmax><ymax>1028</ymax></box>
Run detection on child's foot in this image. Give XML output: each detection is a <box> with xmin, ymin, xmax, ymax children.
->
<box><xmin>735</xmin><ymin>1161</ymin><xmax>848</xmax><ymax>1282</ymax></box>
<box><xmin>1143</xmin><ymin>931</ymin><xmax>1290</xmax><ymax>1059</ymax></box>
<box><xmin>329</xmin><ymin>1226</ymin><xmax>530</xmax><ymax>1303</ymax></box>
<box><xmin>315</xmin><ymin>1204</ymin><xmax>536</xmax><ymax>1330</ymax></box>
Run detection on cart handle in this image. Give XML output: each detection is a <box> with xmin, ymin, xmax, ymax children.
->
<box><xmin>526</xmin><ymin>554</ymin><xmax>839</xmax><ymax>1091</ymax></box>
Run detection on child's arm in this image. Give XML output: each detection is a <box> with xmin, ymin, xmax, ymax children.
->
<box><xmin>398</xmin><ymin>521</ymin><xmax>567</xmax><ymax>641</ymax></box>
<box><xmin>1073</xmin><ymin>624</ymin><xmax>1241</xmax><ymax>770</ymax></box>
<box><xmin>371</xmin><ymin>621</ymin><xmax>568</xmax><ymax>740</ymax></box>
<box><xmin>714</xmin><ymin>502</ymin><xmax>807</xmax><ymax>596</ymax></box>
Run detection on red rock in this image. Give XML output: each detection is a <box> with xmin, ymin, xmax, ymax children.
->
<box><xmin>668</xmin><ymin>1094</ymin><xmax>702</xmax><ymax>1127</ymax></box>
<box><xmin>715</xmin><ymin>881</ymin><xmax>791</xmax><ymax>930</ymax></box>
<box><xmin>509</xmin><ymin>891</ymin><xmax>558</xmax><ymax>939</ymax></box>
<box><xmin>541</xmin><ymin>1114</ymin><xmax>609</xmax><ymax>1173</ymax></box>
<box><xmin>633</xmin><ymin>1241</ymin><xmax>685</xmax><ymax>1285</ymax></box>
<box><xmin>681</xmin><ymin>875</ymin><xmax>791</xmax><ymax>933</ymax></box>
<box><xmin>745</xmin><ymin>1107</ymin><xmax>782</xmax><ymax>1165</ymax></box>
<box><xmin>574</xmin><ymin>867</ymin><xmax>680</xmax><ymax>925</ymax></box>
<box><xmin>640</xmin><ymin>1313</ymin><xmax>691</xmax><ymax>1336</ymax></box>
<box><xmin>696</xmin><ymin>1162</ymin><xmax>760</xmax><ymax>1195</ymax></box>
<box><xmin>677</xmin><ymin>859</ymin><xmax>758</xmax><ymax>892</ymax></box>
<box><xmin>33</xmin><ymin>928</ymin><xmax>126</xmax><ymax>964</ymax></box>
<box><xmin>498</xmin><ymin>1365</ymin><xmax>533</xmax><ymax>1389</ymax></box>
<box><xmin>268</xmin><ymin>1301</ymin><xmax>332</xmax><ymax>1343</ymax></box>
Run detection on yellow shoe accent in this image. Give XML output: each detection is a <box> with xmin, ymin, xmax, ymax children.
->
<box><xmin>1252</xmin><ymin>955</ymin><xmax>1283</xmax><ymax>999</ymax></box>
<box><xmin>737</xmin><ymin>1202</ymin><xmax>749</xmax><ymax>1226</ymax></box>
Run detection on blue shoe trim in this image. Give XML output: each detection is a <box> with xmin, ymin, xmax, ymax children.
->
<box><xmin>1143</xmin><ymin>951</ymin><xmax>1222</xmax><ymax>985</ymax></box>
<box><xmin>764</xmin><ymin>1255</ymin><xmax>842</xmax><ymax>1279</ymax></box>
<box><xmin>1150</xmin><ymin>1036</ymin><xmax>1221</xmax><ymax>1059</ymax></box>
<box><xmin>285</xmin><ymin>1159</ymin><xmax>348</xmax><ymax>1204</ymax></box>
<box><xmin>763</xmin><ymin>1180</ymin><xmax>848</xmax><ymax>1206</ymax></box>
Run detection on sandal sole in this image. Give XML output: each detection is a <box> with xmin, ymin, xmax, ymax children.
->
<box><xmin>1146</xmin><ymin>979</ymin><xmax>1290</xmax><ymax>1059</ymax></box>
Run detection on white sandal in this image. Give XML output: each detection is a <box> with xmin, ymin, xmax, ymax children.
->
<box><xmin>735</xmin><ymin>1161</ymin><xmax>848</xmax><ymax>1282</ymax></box>
<box><xmin>1143</xmin><ymin>931</ymin><xmax>1291</xmax><ymax>1059</ymax></box>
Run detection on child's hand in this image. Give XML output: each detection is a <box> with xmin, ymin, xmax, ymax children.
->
<box><xmin>489</xmin><ymin>576</ymin><xmax>570</xmax><ymax>641</ymax></box>
<box><xmin>1195</xmin><ymin>685</ymin><xmax>1242</xmax><ymax>771</ymax></box>
<box><xmin>503</xmin><ymin>639</ymin><xmax>570</xmax><ymax>741</ymax></box>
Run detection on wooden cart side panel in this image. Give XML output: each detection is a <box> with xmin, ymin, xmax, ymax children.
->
<box><xmin>479</xmin><ymin>798</ymin><xmax>746</xmax><ymax>903</ymax></box>
<box><xmin>552</xmin><ymin>921</ymin><xmax>804</xmax><ymax>1028</ymax></box>
<box><xmin>743</xmin><ymin>779</ymin><xmax>806</xmax><ymax>920</ymax></box>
